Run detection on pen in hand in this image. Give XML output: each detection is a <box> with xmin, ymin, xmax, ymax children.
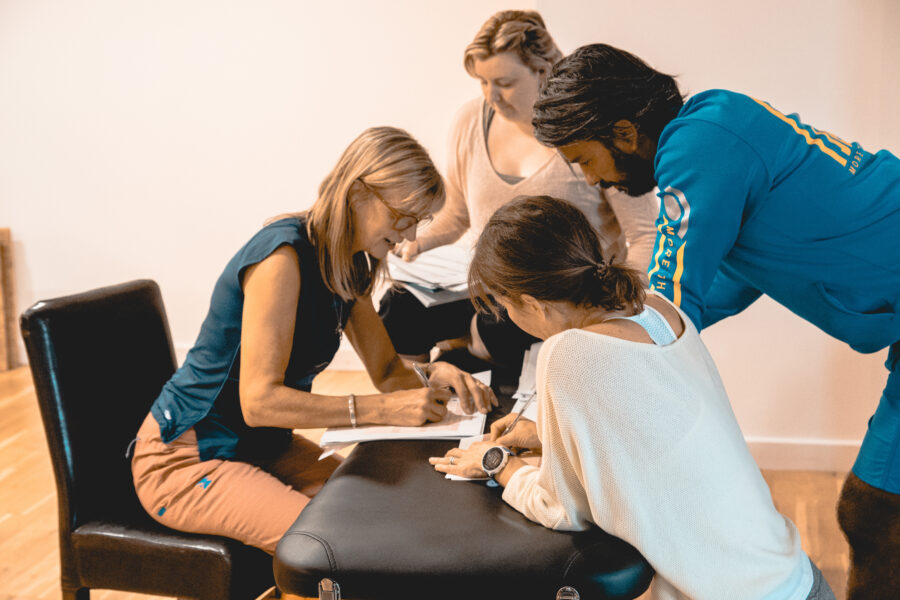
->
<box><xmin>413</xmin><ymin>362</ymin><xmax>449</xmax><ymax>408</ymax></box>
<box><xmin>412</xmin><ymin>363</ymin><xmax>430</xmax><ymax>387</ymax></box>
<box><xmin>500</xmin><ymin>392</ymin><xmax>536</xmax><ymax>438</ymax></box>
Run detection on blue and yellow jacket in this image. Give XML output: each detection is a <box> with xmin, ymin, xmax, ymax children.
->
<box><xmin>649</xmin><ymin>89</ymin><xmax>900</xmax><ymax>353</ymax></box>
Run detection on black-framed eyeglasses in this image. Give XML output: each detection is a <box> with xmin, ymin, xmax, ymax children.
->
<box><xmin>360</xmin><ymin>180</ymin><xmax>433</xmax><ymax>231</ymax></box>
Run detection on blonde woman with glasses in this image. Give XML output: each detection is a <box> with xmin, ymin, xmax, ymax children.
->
<box><xmin>131</xmin><ymin>127</ymin><xmax>496</xmax><ymax>555</ymax></box>
<box><xmin>380</xmin><ymin>10</ymin><xmax>658</xmax><ymax>370</ymax></box>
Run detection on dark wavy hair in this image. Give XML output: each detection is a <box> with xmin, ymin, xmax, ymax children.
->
<box><xmin>469</xmin><ymin>195</ymin><xmax>645</xmax><ymax>316</ymax></box>
<box><xmin>533</xmin><ymin>43</ymin><xmax>684</xmax><ymax>147</ymax></box>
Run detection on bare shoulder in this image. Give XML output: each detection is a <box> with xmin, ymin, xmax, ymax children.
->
<box><xmin>241</xmin><ymin>244</ymin><xmax>301</xmax><ymax>292</ymax></box>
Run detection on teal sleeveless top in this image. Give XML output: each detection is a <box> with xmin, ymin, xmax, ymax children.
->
<box><xmin>150</xmin><ymin>216</ymin><xmax>353</xmax><ymax>461</ymax></box>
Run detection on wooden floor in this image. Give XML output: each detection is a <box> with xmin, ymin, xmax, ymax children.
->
<box><xmin>0</xmin><ymin>366</ymin><xmax>850</xmax><ymax>599</ymax></box>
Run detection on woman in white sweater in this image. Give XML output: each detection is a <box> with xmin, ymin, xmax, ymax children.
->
<box><xmin>431</xmin><ymin>196</ymin><xmax>835</xmax><ymax>599</ymax></box>
<box><xmin>380</xmin><ymin>10</ymin><xmax>658</xmax><ymax>368</ymax></box>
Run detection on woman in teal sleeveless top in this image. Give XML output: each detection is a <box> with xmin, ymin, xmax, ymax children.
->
<box><xmin>131</xmin><ymin>127</ymin><xmax>497</xmax><ymax>554</ymax></box>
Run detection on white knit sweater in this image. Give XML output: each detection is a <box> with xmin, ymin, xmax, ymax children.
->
<box><xmin>502</xmin><ymin>309</ymin><xmax>813</xmax><ymax>599</ymax></box>
<box><xmin>426</xmin><ymin>98</ymin><xmax>659</xmax><ymax>272</ymax></box>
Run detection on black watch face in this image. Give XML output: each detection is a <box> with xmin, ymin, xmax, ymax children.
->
<box><xmin>483</xmin><ymin>447</ymin><xmax>505</xmax><ymax>471</ymax></box>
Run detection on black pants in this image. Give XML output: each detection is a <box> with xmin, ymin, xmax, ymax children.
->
<box><xmin>378</xmin><ymin>287</ymin><xmax>539</xmax><ymax>369</ymax></box>
<box><xmin>837</xmin><ymin>471</ymin><xmax>900</xmax><ymax>599</ymax></box>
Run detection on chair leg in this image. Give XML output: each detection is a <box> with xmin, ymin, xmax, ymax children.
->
<box><xmin>317</xmin><ymin>579</ymin><xmax>341</xmax><ymax>600</ymax></box>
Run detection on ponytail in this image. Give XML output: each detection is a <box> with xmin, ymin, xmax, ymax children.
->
<box><xmin>469</xmin><ymin>195</ymin><xmax>645</xmax><ymax>314</ymax></box>
<box><xmin>585</xmin><ymin>260</ymin><xmax>645</xmax><ymax>313</ymax></box>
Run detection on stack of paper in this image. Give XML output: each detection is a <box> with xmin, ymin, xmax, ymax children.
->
<box><xmin>318</xmin><ymin>371</ymin><xmax>491</xmax><ymax>447</ymax></box>
<box><xmin>387</xmin><ymin>244</ymin><xmax>472</xmax><ymax>307</ymax></box>
<box><xmin>511</xmin><ymin>341</ymin><xmax>543</xmax><ymax>421</ymax></box>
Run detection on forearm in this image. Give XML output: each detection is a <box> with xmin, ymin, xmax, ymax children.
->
<box><xmin>240</xmin><ymin>383</ymin><xmax>387</xmax><ymax>429</ymax></box>
<box><xmin>603</xmin><ymin>188</ymin><xmax>659</xmax><ymax>276</ymax></box>
<box><xmin>498</xmin><ymin>463</ymin><xmax>581</xmax><ymax>531</ymax></box>
<box><xmin>416</xmin><ymin>213</ymin><xmax>468</xmax><ymax>253</ymax></box>
<box><xmin>415</xmin><ymin>178</ymin><xmax>470</xmax><ymax>253</ymax></box>
<box><xmin>494</xmin><ymin>456</ymin><xmax>529</xmax><ymax>487</ymax></box>
<box><xmin>417</xmin><ymin>227</ymin><xmax>466</xmax><ymax>254</ymax></box>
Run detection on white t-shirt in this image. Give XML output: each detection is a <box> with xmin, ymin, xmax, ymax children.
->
<box><xmin>428</xmin><ymin>98</ymin><xmax>658</xmax><ymax>272</ymax></box>
<box><xmin>502</xmin><ymin>301</ymin><xmax>813</xmax><ymax>599</ymax></box>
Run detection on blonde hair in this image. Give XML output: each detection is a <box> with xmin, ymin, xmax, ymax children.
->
<box><xmin>305</xmin><ymin>126</ymin><xmax>444</xmax><ymax>301</ymax></box>
<box><xmin>464</xmin><ymin>10</ymin><xmax>563</xmax><ymax>77</ymax></box>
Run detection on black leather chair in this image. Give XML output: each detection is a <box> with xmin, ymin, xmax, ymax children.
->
<box><xmin>20</xmin><ymin>279</ymin><xmax>275</xmax><ymax>600</ymax></box>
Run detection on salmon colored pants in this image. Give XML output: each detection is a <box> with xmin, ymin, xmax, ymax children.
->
<box><xmin>131</xmin><ymin>413</ymin><xmax>341</xmax><ymax>554</ymax></box>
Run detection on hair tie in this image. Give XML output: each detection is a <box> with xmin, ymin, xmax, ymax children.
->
<box><xmin>594</xmin><ymin>256</ymin><xmax>615</xmax><ymax>279</ymax></box>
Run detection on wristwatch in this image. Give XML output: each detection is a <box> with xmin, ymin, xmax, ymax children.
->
<box><xmin>481</xmin><ymin>446</ymin><xmax>512</xmax><ymax>479</ymax></box>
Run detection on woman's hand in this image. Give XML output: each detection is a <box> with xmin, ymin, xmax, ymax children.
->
<box><xmin>427</xmin><ymin>361</ymin><xmax>498</xmax><ymax>414</ymax></box>
<box><xmin>490</xmin><ymin>413</ymin><xmax>540</xmax><ymax>451</ymax></box>
<box><xmin>392</xmin><ymin>239</ymin><xmax>420</xmax><ymax>262</ymax></box>
<box><xmin>429</xmin><ymin>440</ymin><xmax>495</xmax><ymax>479</ymax></box>
<box><xmin>373</xmin><ymin>387</ymin><xmax>453</xmax><ymax>426</ymax></box>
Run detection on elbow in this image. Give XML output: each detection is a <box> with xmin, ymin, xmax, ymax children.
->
<box><xmin>239</xmin><ymin>381</ymin><xmax>272</xmax><ymax>428</ymax></box>
<box><xmin>372</xmin><ymin>375</ymin><xmax>399</xmax><ymax>394</ymax></box>
<box><xmin>528</xmin><ymin>501</ymin><xmax>581</xmax><ymax>531</ymax></box>
<box><xmin>375</xmin><ymin>379</ymin><xmax>400</xmax><ymax>394</ymax></box>
<box><xmin>372</xmin><ymin>355</ymin><xmax>404</xmax><ymax>392</ymax></box>
<box><xmin>369</xmin><ymin>367</ymin><xmax>390</xmax><ymax>391</ymax></box>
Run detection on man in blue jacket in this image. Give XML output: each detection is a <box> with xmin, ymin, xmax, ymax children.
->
<box><xmin>532</xmin><ymin>43</ymin><xmax>900</xmax><ymax>599</ymax></box>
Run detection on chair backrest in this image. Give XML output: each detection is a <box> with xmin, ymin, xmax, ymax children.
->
<box><xmin>20</xmin><ymin>280</ymin><xmax>177</xmax><ymax>532</ymax></box>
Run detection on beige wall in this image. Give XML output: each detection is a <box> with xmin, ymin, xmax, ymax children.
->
<box><xmin>0</xmin><ymin>0</ymin><xmax>512</xmax><ymax>351</ymax></box>
<box><xmin>1</xmin><ymin>0</ymin><xmax>897</xmax><ymax>469</ymax></box>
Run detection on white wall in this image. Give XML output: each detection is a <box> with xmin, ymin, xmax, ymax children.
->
<box><xmin>0</xmin><ymin>0</ymin><xmax>511</xmax><ymax>353</ymax></box>
<box><xmin>2</xmin><ymin>1</ymin><xmax>897</xmax><ymax>469</ymax></box>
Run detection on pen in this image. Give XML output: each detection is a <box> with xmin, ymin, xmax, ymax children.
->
<box><xmin>412</xmin><ymin>363</ymin><xmax>430</xmax><ymax>387</ymax></box>
<box><xmin>501</xmin><ymin>392</ymin><xmax>536</xmax><ymax>437</ymax></box>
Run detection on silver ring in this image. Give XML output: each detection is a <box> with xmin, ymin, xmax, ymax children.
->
<box><xmin>448</xmin><ymin>456</ymin><xmax>456</xmax><ymax>465</ymax></box>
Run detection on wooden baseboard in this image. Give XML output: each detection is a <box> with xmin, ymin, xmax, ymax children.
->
<box><xmin>747</xmin><ymin>436</ymin><xmax>860</xmax><ymax>472</ymax></box>
<box><xmin>0</xmin><ymin>228</ymin><xmax>17</xmax><ymax>371</ymax></box>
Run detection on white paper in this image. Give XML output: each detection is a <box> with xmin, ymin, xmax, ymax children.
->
<box><xmin>317</xmin><ymin>441</ymin><xmax>354</xmax><ymax>461</ymax></box>
<box><xmin>319</xmin><ymin>371</ymin><xmax>491</xmax><ymax>446</ymax></box>
<box><xmin>387</xmin><ymin>244</ymin><xmax>472</xmax><ymax>307</ymax></box>
<box><xmin>509</xmin><ymin>392</ymin><xmax>538</xmax><ymax>424</ymax></box>
<box><xmin>510</xmin><ymin>341</ymin><xmax>542</xmax><ymax>422</ymax></box>
<box><xmin>387</xmin><ymin>244</ymin><xmax>471</xmax><ymax>288</ymax></box>
<box><xmin>402</xmin><ymin>282</ymin><xmax>470</xmax><ymax>308</ymax></box>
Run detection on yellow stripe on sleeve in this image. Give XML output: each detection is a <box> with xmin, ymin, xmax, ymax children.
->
<box><xmin>814</xmin><ymin>127</ymin><xmax>851</xmax><ymax>156</ymax></box>
<box><xmin>672</xmin><ymin>243</ymin><xmax>686</xmax><ymax>307</ymax></box>
<box><xmin>751</xmin><ymin>98</ymin><xmax>848</xmax><ymax>166</ymax></box>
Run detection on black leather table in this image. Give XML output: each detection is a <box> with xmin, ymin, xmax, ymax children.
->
<box><xmin>274</xmin><ymin>391</ymin><xmax>653</xmax><ymax>600</ymax></box>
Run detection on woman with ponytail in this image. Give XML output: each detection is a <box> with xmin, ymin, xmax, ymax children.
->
<box><xmin>431</xmin><ymin>196</ymin><xmax>834</xmax><ymax>599</ymax></box>
<box><xmin>379</xmin><ymin>9</ymin><xmax>658</xmax><ymax>370</ymax></box>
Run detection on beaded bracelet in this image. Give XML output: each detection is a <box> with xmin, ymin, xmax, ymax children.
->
<box><xmin>348</xmin><ymin>393</ymin><xmax>358</xmax><ymax>428</ymax></box>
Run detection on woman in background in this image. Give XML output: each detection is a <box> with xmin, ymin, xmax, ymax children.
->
<box><xmin>132</xmin><ymin>127</ymin><xmax>495</xmax><ymax>554</ymax></box>
<box><xmin>432</xmin><ymin>195</ymin><xmax>834</xmax><ymax>599</ymax></box>
<box><xmin>380</xmin><ymin>9</ymin><xmax>658</xmax><ymax>369</ymax></box>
